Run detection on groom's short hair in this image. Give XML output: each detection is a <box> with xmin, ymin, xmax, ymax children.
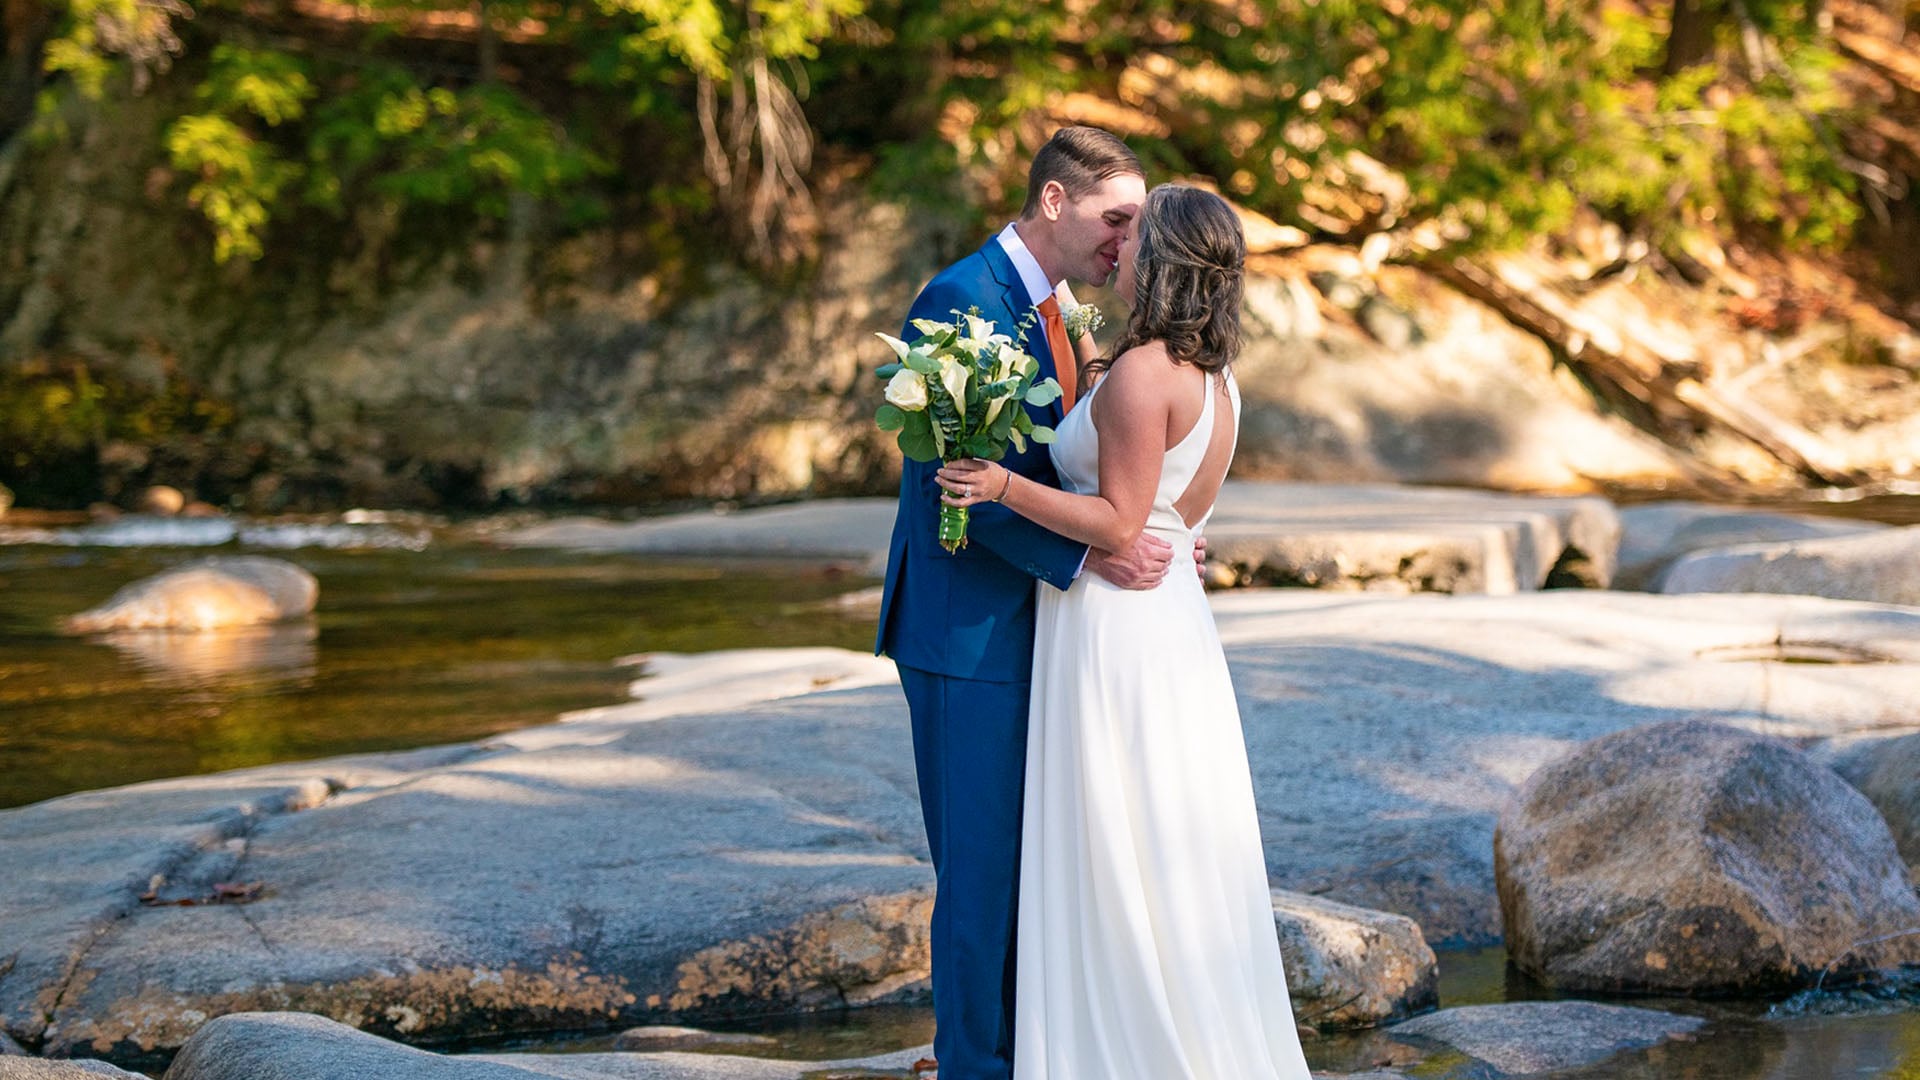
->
<box><xmin>1020</xmin><ymin>127</ymin><xmax>1143</xmax><ymax>219</ymax></box>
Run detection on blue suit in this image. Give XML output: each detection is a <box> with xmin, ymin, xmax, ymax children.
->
<box><xmin>875</xmin><ymin>238</ymin><xmax>1088</xmax><ymax>1080</ymax></box>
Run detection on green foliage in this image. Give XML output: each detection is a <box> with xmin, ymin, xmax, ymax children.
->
<box><xmin>0</xmin><ymin>360</ymin><xmax>237</xmax><ymax>506</ymax></box>
<box><xmin>23</xmin><ymin>0</ymin><xmax>1883</xmax><ymax>264</ymax></box>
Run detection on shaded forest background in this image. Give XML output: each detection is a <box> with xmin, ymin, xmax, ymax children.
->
<box><xmin>2</xmin><ymin>0</ymin><xmax>1919</xmax><ymax>510</ymax></box>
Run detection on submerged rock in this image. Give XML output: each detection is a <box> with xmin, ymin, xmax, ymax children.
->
<box><xmin>64</xmin><ymin>556</ymin><xmax>317</xmax><ymax>633</ymax></box>
<box><xmin>1387</xmin><ymin>1001</ymin><xmax>1704</xmax><ymax>1076</ymax></box>
<box><xmin>1496</xmin><ymin>720</ymin><xmax>1920</xmax><ymax>994</ymax></box>
<box><xmin>164</xmin><ymin>1011</ymin><xmax>932</xmax><ymax>1080</ymax></box>
<box><xmin>1273</xmin><ymin>890</ymin><xmax>1438</xmax><ymax>1029</ymax></box>
<box><xmin>611</xmin><ymin>1026</ymin><xmax>779</xmax><ymax>1052</ymax></box>
<box><xmin>1660</xmin><ymin>525</ymin><xmax>1920</xmax><ymax>606</ymax></box>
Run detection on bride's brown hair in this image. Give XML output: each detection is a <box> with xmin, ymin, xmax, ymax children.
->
<box><xmin>1085</xmin><ymin>184</ymin><xmax>1246</xmax><ymax>391</ymax></box>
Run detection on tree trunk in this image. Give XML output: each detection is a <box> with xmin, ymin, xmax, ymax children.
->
<box><xmin>1</xmin><ymin>0</ymin><xmax>53</xmax><ymax>143</ymax></box>
<box><xmin>1665</xmin><ymin>0</ymin><xmax>1724</xmax><ymax>75</ymax></box>
<box><xmin>475</xmin><ymin>0</ymin><xmax>498</xmax><ymax>83</ymax></box>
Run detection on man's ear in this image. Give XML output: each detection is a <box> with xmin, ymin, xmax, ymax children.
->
<box><xmin>1039</xmin><ymin>179</ymin><xmax>1067</xmax><ymax>222</ymax></box>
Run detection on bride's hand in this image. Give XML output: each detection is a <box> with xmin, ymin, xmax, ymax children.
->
<box><xmin>936</xmin><ymin>459</ymin><xmax>1004</xmax><ymax>507</ymax></box>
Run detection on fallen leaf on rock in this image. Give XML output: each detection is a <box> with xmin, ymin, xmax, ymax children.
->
<box><xmin>138</xmin><ymin>881</ymin><xmax>266</xmax><ymax>906</ymax></box>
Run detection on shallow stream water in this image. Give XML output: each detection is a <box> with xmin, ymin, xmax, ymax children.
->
<box><xmin>0</xmin><ymin>529</ymin><xmax>875</xmax><ymax>808</ymax></box>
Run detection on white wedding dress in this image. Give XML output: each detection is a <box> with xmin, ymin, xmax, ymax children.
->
<box><xmin>1013</xmin><ymin>368</ymin><xmax>1311</xmax><ymax>1079</ymax></box>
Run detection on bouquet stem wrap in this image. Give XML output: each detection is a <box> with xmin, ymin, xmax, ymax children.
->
<box><xmin>938</xmin><ymin>504</ymin><xmax>970</xmax><ymax>553</ymax></box>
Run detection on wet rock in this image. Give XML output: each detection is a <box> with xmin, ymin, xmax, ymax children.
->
<box><xmin>63</xmin><ymin>556</ymin><xmax>317</xmax><ymax>633</ymax></box>
<box><xmin>1660</xmin><ymin>525</ymin><xmax>1920</xmax><ymax>606</ymax></box>
<box><xmin>1614</xmin><ymin>502</ymin><xmax>1883</xmax><ymax>590</ymax></box>
<box><xmin>0</xmin><ymin>1034</ymin><xmax>18</xmax><ymax>1056</ymax></box>
<box><xmin>1828</xmin><ymin>731</ymin><xmax>1920</xmax><ymax>880</ymax></box>
<box><xmin>1387</xmin><ymin>1001</ymin><xmax>1704</xmax><ymax>1076</ymax></box>
<box><xmin>0</xmin><ymin>1060</ymin><xmax>144</xmax><ymax>1078</ymax></box>
<box><xmin>612</xmin><ymin>1027</ymin><xmax>779</xmax><ymax>1052</ymax></box>
<box><xmin>1272</xmin><ymin>890</ymin><xmax>1437</xmax><ymax>1029</ymax></box>
<box><xmin>165</xmin><ymin>1011</ymin><xmax>933</xmax><ymax>1080</ymax></box>
<box><xmin>1496</xmin><ymin>720</ymin><xmax>1920</xmax><ymax>994</ymax></box>
<box><xmin>136</xmin><ymin>486</ymin><xmax>185</xmax><ymax>516</ymax></box>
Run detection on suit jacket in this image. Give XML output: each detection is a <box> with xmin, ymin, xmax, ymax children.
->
<box><xmin>874</xmin><ymin>239</ymin><xmax>1090</xmax><ymax>680</ymax></box>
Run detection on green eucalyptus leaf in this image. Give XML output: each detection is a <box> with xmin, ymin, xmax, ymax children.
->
<box><xmin>876</xmin><ymin>403</ymin><xmax>907</xmax><ymax>431</ymax></box>
<box><xmin>1030</xmin><ymin>425</ymin><xmax>1057</xmax><ymax>444</ymax></box>
<box><xmin>898</xmin><ymin>414</ymin><xmax>939</xmax><ymax>461</ymax></box>
<box><xmin>1026</xmin><ymin>380</ymin><xmax>1063</xmax><ymax>407</ymax></box>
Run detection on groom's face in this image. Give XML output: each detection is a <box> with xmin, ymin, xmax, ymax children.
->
<box><xmin>1051</xmin><ymin>173</ymin><xmax>1147</xmax><ymax>287</ymax></box>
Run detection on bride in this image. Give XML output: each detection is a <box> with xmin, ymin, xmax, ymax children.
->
<box><xmin>936</xmin><ymin>184</ymin><xmax>1312</xmax><ymax>1079</ymax></box>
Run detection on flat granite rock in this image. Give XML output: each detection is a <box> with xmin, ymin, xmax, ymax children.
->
<box><xmin>1660</xmin><ymin>524</ymin><xmax>1920</xmax><ymax>607</ymax></box>
<box><xmin>4</xmin><ymin>592</ymin><xmax>1919</xmax><ymax>1058</ymax></box>
<box><xmin>491</xmin><ymin>482</ymin><xmax>1623</xmax><ymax>594</ymax></box>
<box><xmin>1613</xmin><ymin>501</ymin><xmax>1883</xmax><ymax>590</ymax></box>
<box><xmin>1388</xmin><ymin>1001</ymin><xmax>1704</xmax><ymax>1076</ymax></box>
<box><xmin>0</xmin><ymin>1061</ymin><xmax>143</xmax><ymax>1079</ymax></box>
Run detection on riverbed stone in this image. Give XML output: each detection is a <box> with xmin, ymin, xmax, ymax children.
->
<box><xmin>1614</xmin><ymin>501</ymin><xmax>1884</xmax><ymax>590</ymax></box>
<box><xmin>611</xmin><ymin>1027</ymin><xmax>778</xmax><ymax>1052</ymax></box>
<box><xmin>1660</xmin><ymin>524</ymin><xmax>1920</xmax><ymax>606</ymax></box>
<box><xmin>0</xmin><ymin>1061</ymin><xmax>144</xmax><ymax>1079</ymax></box>
<box><xmin>1387</xmin><ymin>1001</ymin><xmax>1704</xmax><ymax>1076</ymax></box>
<box><xmin>1272</xmin><ymin>890</ymin><xmax>1437</xmax><ymax>1029</ymax></box>
<box><xmin>162</xmin><ymin>1011</ymin><xmax>935</xmax><ymax>1080</ymax></box>
<box><xmin>1496</xmin><ymin>720</ymin><xmax>1920</xmax><ymax>994</ymax></box>
<box><xmin>63</xmin><ymin>556</ymin><xmax>318</xmax><ymax>633</ymax></box>
<box><xmin>495</xmin><ymin>482</ymin><xmax>1624</xmax><ymax>594</ymax></box>
<box><xmin>5</xmin><ymin>592</ymin><xmax>1920</xmax><ymax>1057</ymax></box>
<box><xmin>1828</xmin><ymin>731</ymin><xmax>1920</xmax><ymax>880</ymax></box>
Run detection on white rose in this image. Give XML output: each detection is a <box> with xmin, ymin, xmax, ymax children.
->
<box><xmin>885</xmin><ymin>369</ymin><xmax>930</xmax><ymax>411</ymax></box>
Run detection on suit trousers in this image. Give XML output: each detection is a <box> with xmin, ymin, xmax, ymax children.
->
<box><xmin>897</xmin><ymin>662</ymin><xmax>1031</xmax><ymax>1080</ymax></box>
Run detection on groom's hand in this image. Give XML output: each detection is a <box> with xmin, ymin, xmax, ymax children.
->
<box><xmin>1194</xmin><ymin>536</ymin><xmax>1208</xmax><ymax>578</ymax></box>
<box><xmin>1086</xmin><ymin>534</ymin><xmax>1174</xmax><ymax>590</ymax></box>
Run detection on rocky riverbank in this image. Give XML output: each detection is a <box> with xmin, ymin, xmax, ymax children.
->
<box><xmin>3</xmin><ymin>487</ymin><xmax>1918</xmax><ymax>1076</ymax></box>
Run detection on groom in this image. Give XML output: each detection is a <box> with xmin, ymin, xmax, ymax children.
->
<box><xmin>875</xmin><ymin>126</ymin><xmax>1171</xmax><ymax>1080</ymax></box>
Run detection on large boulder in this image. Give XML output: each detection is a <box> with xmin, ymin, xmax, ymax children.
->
<box><xmin>1614</xmin><ymin>501</ymin><xmax>1884</xmax><ymax>591</ymax></box>
<box><xmin>1660</xmin><ymin>525</ymin><xmax>1920</xmax><ymax>607</ymax></box>
<box><xmin>1495</xmin><ymin>720</ymin><xmax>1920</xmax><ymax>994</ymax></box>
<box><xmin>1828</xmin><ymin>731</ymin><xmax>1920</xmax><ymax>881</ymax></box>
<box><xmin>1272</xmin><ymin>890</ymin><xmax>1437</xmax><ymax>1029</ymax></box>
<box><xmin>1386</xmin><ymin>1001</ymin><xmax>1704</xmax><ymax>1077</ymax></box>
<box><xmin>63</xmin><ymin>556</ymin><xmax>318</xmax><ymax>633</ymax></box>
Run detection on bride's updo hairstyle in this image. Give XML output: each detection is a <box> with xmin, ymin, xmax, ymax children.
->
<box><xmin>1090</xmin><ymin>184</ymin><xmax>1246</xmax><ymax>388</ymax></box>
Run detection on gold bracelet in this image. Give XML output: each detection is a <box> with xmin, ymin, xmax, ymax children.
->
<box><xmin>992</xmin><ymin>470</ymin><xmax>1014</xmax><ymax>502</ymax></box>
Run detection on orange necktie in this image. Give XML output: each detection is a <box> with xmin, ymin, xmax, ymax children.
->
<box><xmin>1036</xmin><ymin>295</ymin><xmax>1076</xmax><ymax>415</ymax></box>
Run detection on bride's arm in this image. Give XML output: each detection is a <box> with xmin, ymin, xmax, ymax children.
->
<box><xmin>937</xmin><ymin>351</ymin><xmax>1171</xmax><ymax>554</ymax></box>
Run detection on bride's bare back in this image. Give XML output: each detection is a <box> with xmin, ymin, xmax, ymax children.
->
<box><xmin>1088</xmin><ymin>340</ymin><xmax>1237</xmax><ymax>533</ymax></box>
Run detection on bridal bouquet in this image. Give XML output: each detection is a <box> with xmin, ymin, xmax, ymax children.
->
<box><xmin>875</xmin><ymin>310</ymin><xmax>1063</xmax><ymax>552</ymax></box>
